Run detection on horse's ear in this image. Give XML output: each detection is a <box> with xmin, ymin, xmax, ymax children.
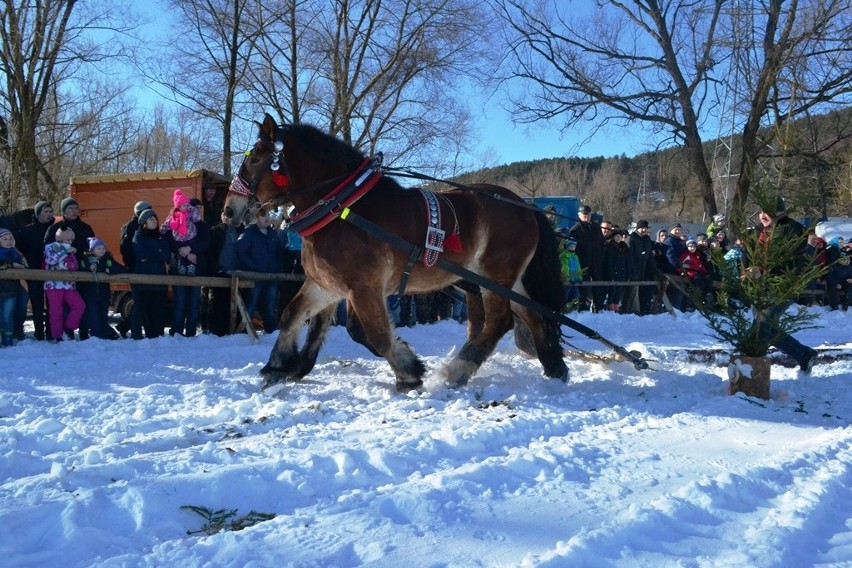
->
<box><xmin>258</xmin><ymin>114</ymin><xmax>278</xmax><ymax>140</ymax></box>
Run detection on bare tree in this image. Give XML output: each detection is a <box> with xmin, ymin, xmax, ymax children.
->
<box><xmin>144</xmin><ymin>0</ymin><xmax>267</xmax><ymax>177</ymax></box>
<box><xmin>0</xmin><ymin>0</ymin><xmax>137</xmax><ymax>208</ymax></box>
<box><xmin>494</xmin><ymin>0</ymin><xmax>852</xmax><ymax>218</ymax></box>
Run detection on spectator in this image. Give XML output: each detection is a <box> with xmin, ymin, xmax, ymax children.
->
<box><xmin>202</xmin><ymin>185</ymin><xmax>224</xmax><ymax>227</ymax></box>
<box><xmin>559</xmin><ymin>238</ymin><xmax>583</xmax><ymax>308</ymax></box>
<box><xmin>707</xmin><ymin>213</ymin><xmax>727</xmax><ymax>238</ymax></box>
<box><xmin>43</xmin><ymin>227</ymin><xmax>85</xmax><ymax>342</ymax></box>
<box><xmin>750</xmin><ymin>196</ymin><xmax>818</xmax><ymax>372</ymax></box>
<box><xmin>18</xmin><ymin>201</ymin><xmax>54</xmax><ymax>340</ymax></box>
<box><xmin>206</xmin><ymin>208</ymin><xmax>241</xmax><ymax>336</ymax></box>
<box><xmin>237</xmin><ymin>206</ymin><xmax>283</xmax><ymax>334</ymax></box>
<box><xmin>131</xmin><ymin>209</ymin><xmax>170</xmax><ymax>339</ymax></box>
<box><xmin>117</xmin><ymin>201</ymin><xmax>152</xmax><ymax>337</ymax></box>
<box><xmin>626</xmin><ymin>219</ymin><xmax>655</xmax><ymax>315</ymax></box>
<box><xmin>165</xmin><ymin>197</ymin><xmax>209</xmax><ymax>337</ymax></box>
<box><xmin>825</xmin><ymin>237</ymin><xmax>851</xmax><ymax>310</ymax></box>
<box><xmin>79</xmin><ymin>237</ymin><xmax>125</xmax><ymax>339</ymax></box>
<box><xmin>568</xmin><ymin>205</ymin><xmax>605</xmax><ymax>311</ymax></box>
<box><xmin>663</xmin><ymin>224</ymin><xmax>688</xmax><ymax>310</ymax></box>
<box><xmin>44</xmin><ymin>198</ymin><xmax>94</xmax><ymax>340</ymax></box>
<box><xmin>0</xmin><ymin>228</ymin><xmax>26</xmax><ymax>347</ymax></box>
<box><xmin>160</xmin><ymin>190</ymin><xmax>202</xmax><ymax>276</ymax></box>
<box><xmin>678</xmin><ymin>238</ymin><xmax>714</xmax><ymax>309</ymax></box>
<box><xmin>603</xmin><ymin>229</ymin><xmax>630</xmax><ymax>311</ymax></box>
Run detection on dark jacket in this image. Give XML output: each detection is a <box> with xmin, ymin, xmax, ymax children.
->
<box><xmin>209</xmin><ymin>222</ymin><xmax>241</xmax><ymax>275</ymax></box>
<box><xmin>79</xmin><ymin>252</ymin><xmax>127</xmax><ymax>301</ymax></box>
<box><xmin>44</xmin><ymin>217</ymin><xmax>95</xmax><ymax>263</ymax></box>
<box><xmin>626</xmin><ymin>231</ymin><xmax>654</xmax><ymax>280</ymax></box>
<box><xmin>0</xmin><ymin>247</ymin><xmax>24</xmax><ymax>296</ymax></box>
<box><xmin>119</xmin><ymin>216</ymin><xmax>140</xmax><ymax>271</ymax></box>
<box><xmin>568</xmin><ymin>221</ymin><xmax>605</xmax><ymax>279</ymax></box>
<box><xmin>603</xmin><ymin>240</ymin><xmax>629</xmax><ymax>282</ymax></box>
<box><xmin>237</xmin><ymin>224</ymin><xmax>283</xmax><ymax>273</ymax></box>
<box><xmin>664</xmin><ymin>235</ymin><xmax>687</xmax><ymax>272</ymax></box>
<box><xmin>18</xmin><ymin>218</ymin><xmax>54</xmax><ymax>269</ymax></box>
<box><xmin>132</xmin><ymin>227</ymin><xmax>171</xmax><ymax>289</ymax></box>
<box><xmin>164</xmin><ymin>219</ymin><xmax>211</xmax><ymax>276</ymax></box>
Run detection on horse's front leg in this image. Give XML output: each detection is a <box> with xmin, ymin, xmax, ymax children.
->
<box><xmin>443</xmin><ymin>291</ymin><xmax>514</xmax><ymax>387</ymax></box>
<box><xmin>260</xmin><ymin>280</ymin><xmax>337</xmax><ymax>390</ymax></box>
<box><xmin>349</xmin><ymin>291</ymin><xmax>426</xmax><ymax>392</ymax></box>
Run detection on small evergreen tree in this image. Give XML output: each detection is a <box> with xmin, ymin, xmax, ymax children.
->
<box><xmin>697</xmin><ymin>183</ymin><xmax>826</xmax><ymax>357</ymax></box>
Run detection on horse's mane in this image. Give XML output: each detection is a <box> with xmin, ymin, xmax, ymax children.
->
<box><xmin>285</xmin><ymin>123</ymin><xmax>408</xmax><ymax>195</ymax></box>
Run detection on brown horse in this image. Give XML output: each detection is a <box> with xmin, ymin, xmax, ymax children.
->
<box><xmin>226</xmin><ymin>114</ymin><xmax>567</xmax><ymax>392</ymax></box>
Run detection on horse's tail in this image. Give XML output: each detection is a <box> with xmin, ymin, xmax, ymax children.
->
<box><xmin>521</xmin><ymin>212</ymin><xmax>563</xmax><ymax>315</ymax></box>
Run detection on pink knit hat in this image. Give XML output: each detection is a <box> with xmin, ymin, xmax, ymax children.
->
<box><xmin>173</xmin><ymin>189</ymin><xmax>191</xmax><ymax>208</ymax></box>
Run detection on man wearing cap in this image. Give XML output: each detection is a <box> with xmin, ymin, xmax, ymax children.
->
<box><xmin>568</xmin><ymin>205</ymin><xmax>606</xmax><ymax>311</ymax></box>
<box><xmin>44</xmin><ymin>198</ymin><xmax>95</xmax><ymax>339</ymax></box>
<box><xmin>626</xmin><ymin>220</ymin><xmax>655</xmax><ymax>314</ymax></box>
<box><xmin>18</xmin><ymin>201</ymin><xmax>56</xmax><ymax>340</ymax></box>
<box><xmin>116</xmin><ymin>201</ymin><xmax>152</xmax><ymax>337</ymax></box>
<box><xmin>751</xmin><ymin>195</ymin><xmax>818</xmax><ymax>372</ymax></box>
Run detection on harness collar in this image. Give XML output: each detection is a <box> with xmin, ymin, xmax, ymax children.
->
<box><xmin>288</xmin><ymin>154</ymin><xmax>384</xmax><ymax>237</ymax></box>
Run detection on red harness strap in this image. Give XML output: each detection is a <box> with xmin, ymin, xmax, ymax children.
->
<box><xmin>289</xmin><ymin>158</ymin><xmax>383</xmax><ymax>237</ymax></box>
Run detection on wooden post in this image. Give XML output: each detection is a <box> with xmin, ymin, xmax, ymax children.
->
<box><xmin>229</xmin><ymin>275</ymin><xmax>240</xmax><ymax>334</ymax></box>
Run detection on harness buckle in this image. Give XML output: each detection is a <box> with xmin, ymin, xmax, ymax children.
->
<box><xmin>425</xmin><ymin>226</ymin><xmax>446</xmax><ymax>252</ymax></box>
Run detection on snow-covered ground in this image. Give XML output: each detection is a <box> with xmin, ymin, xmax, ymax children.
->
<box><xmin>1</xmin><ymin>308</ymin><xmax>851</xmax><ymax>567</ymax></box>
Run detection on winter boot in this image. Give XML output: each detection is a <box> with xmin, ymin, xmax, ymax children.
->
<box><xmin>187</xmin><ymin>263</ymin><xmax>196</xmax><ymax>276</ymax></box>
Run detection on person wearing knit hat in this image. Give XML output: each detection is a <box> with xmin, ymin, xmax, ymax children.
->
<box><xmin>60</xmin><ymin>197</ymin><xmax>78</xmax><ymax>214</ymax></box>
<box><xmin>161</xmin><ymin>190</ymin><xmax>202</xmax><ymax>276</ymax></box>
<box><xmin>173</xmin><ymin>189</ymin><xmax>191</xmax><ymax>208</ymax></box>
<box><xmin>34</xmin><ymin>201</ymin><xmax>52</xmax><ymax>218</ymax></box>
<box><xmin>134</xmin><ymin>201</ymin><xmax>152</xmax><ymax>216</ymax></box>
<box><xmin>87</xmin><ymin>237</ymin><xmax>107</xmax><ymax>252</ymax></box>
<box><xmin>138</xmin><ymin>208</ymin><xmax>157</xmax><ymax>226</ymax></box>
<box><xmin>0</xmin><ymin>228</ymin><xmax>26</xmax><ymax>347</ymax></box>
<box><xmin>80</xmin><ymin>236</ymin><xmax>126</xmax><ymax>339</ymax></box>
<box><xmin>626</xmin><ymin>218</ymin><xmax>655</xmax><ymax>315</ymax></box>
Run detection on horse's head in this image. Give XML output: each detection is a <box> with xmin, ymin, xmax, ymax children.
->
<box><xmin>226</xmin><ymin>114</ymin><xmax>369</xmax><ymax>227</ymax></box>
<box><xmin>225</xmin><ymin>113</ymin><xmax>291</xmax><ymax>227</ymax></box>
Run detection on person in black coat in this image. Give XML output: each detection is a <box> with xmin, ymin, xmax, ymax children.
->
<box><xmin>237</xmin><ymin>207</ymin><xmax>283</xmax><ymax>333</ymax></box>
<box><xmin>751</xmin><ymin>197</ymin><xmax>818</xmax><ymax>372</ymax></box>
<box><xmin>626</xmin><ymin>220</ymin><xmax>656</xmax><ymax>315</ymax></box>
<box><xmin>568</xmin><ymin>205</ymin><xmax>605</xmax><ymax>311</ymax></box>
<box><xmin>206</xmin><ymin>208</ymin><xmax>242</xmax><ymax>336</ymax></box>
<box><xmin>18</xmin><ymin>201</ymin><xmax>55</xmax><ymax>339</ymax></box>
<box><xmin>79</xmin><ymin>237</ymin><xmax>126</xmax><ymax>339</ymax></box>
<box><xmin>116</xmin><ymin>201</ymin><xmax>152</xmax><ymax>337</ymax></box>
<box><xmin>602</xmin><ymin>229</ymin><xmax>630</xmax><ymax>311</ymax></box>
<box><xmin>131</xmin><ymin>209</ymin><xmax>170</xmax><ymax>339</ymax></box>
<box><xmin>164</xmin><ymin>198</ymin><xmax>210</xmax><ymax>337</ymax></box>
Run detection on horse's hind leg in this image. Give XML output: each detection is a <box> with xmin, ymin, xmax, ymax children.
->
<box><xmin>349</xmin><ymin>291</ymin><xmax>426</xmax><ymax>392</ymax></box>
<box><xmin>514</xmin><ymin>306</ymin><xmax>568</xmax><ymax>381</ymax></box>
<box><xmin>443</xmin><ymin>292</ymin><xmax>515</xmax><ymax>387</ymax></box>
<box><xmin>261</xmin><ymin>281</ymin><xmax>337</xmax><ymax>389</ymax></box>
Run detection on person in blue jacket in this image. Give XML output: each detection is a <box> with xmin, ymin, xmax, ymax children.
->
<box><xmin>237</xmin><ymin>206</ymin><xmax>283</xmax><ymax>334</ymax></box>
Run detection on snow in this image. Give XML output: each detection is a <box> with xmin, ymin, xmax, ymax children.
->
<box><xmin>2</xmin><ymin>308</ymin><xmax>851</xmax><ymax>567</ymax></box>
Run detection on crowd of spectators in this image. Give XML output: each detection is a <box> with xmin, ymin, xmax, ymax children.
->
<box><xmin>554</xmin><ymin>206</ymin><xmax>852</xmax><ymax>315</ymax></box>
<box><xmin>1</xmin><ymin>196</ymin><xmax>850</xmax><ymax>347</ymax></box>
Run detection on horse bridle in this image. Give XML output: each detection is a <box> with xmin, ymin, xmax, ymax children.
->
<box><xmin>232</xmin><ymin>125</ymin><xmax>356</xmax><ymax>215</ymax></box>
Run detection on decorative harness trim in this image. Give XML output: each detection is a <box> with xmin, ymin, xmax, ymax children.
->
<box><xmin>421</xmin><ymin>190</ymin><xmax>445</xmax><ymax>268</ymax></box>
<box><xmin>288</xmin><ymin>155</ymin><xmax>384</xmax><ymax>237</ymax></box>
